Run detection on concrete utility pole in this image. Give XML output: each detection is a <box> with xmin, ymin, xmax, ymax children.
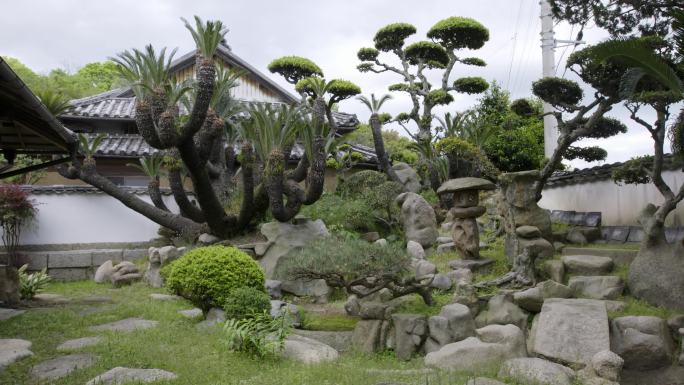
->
<box><xmin>540</xmin><ymin>0</ymin><xmax>585</xmax><ymax>158</ymax></box>
<box><xmin>540</xmin><ymin>0</ymin><xmax>558</xmax><ymax>159</ymax></box>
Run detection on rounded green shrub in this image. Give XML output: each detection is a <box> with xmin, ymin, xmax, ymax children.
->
<box><xmin>453</xmin><ymin>77</ymin><xmax>489</xmax><ymax>94</ymax></box>
<box><xmin>163</xmin><ymin>246</ymin><xmax>265</xmax><ymax>312</ymax></box>
<box><xmin>223</xmin><ymin>286</ymin><xmax>272</xmax><ymax>320</ymax></box>
<box><xmin>532</xmin><ymin>77</ymin><xmax>583</xmax><ymax>107</ymax></box>
<box><xmin>427</xmin><ymin>16</ymin><xmax>489</xmax><ymax>50</ymax></box>
<box><xmin>426</xmin><ymin>89</ymin><xmax>454</xmax><ymax>105</ymax></box>
<box><xmin>327</xmin><ymin>79</ymin><xmax>362</xmax><ymax>101</ymax></box>
<box><xmin>336</xmin><ymin>170</ymin><xmax>388</xmax><ymax>198</ymax></box>
<box><xmin>374</xmin><ymin>22</ymin><xmax>417</xmax><ymax>51</ymax></box>
<box><xmin>358</xmin><ymin>47</ymin><xmax>379</xmax><ymax>62</ymax></box>
<box><xmin>404</xmin><ymin>41</ymin><xmax>449</xmax><ymax>67</ymax></box>
<box><xmin>268</xmin><ymin>56</ymin><xmax>323</xmax><ymax>84</ymax></box>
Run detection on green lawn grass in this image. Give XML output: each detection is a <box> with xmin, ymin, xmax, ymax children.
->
<box><xmin>0</xmin><ymin>281</ymin><xmax>511</xmax><ymax>385</ymax></box>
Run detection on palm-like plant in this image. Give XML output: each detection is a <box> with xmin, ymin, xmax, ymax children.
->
<box><xmin>127</xmin><ymin>154</ymin><xmax>169</xmax><ymax>211</ymax></box>
<box><xmin>435</xmin><ymin>111</ymin><xmax>472</xmax><ymax>138</ymax></box>
<box><xmin>111</xmin><ymin>45</ymin><xmax>177</xmax><ymax>98</ymax></box>
<box><xmin>436</xmin><ymin>110</ymin><xmax>497</xmax><ymax>149</ymax></box>
<box><xmin>237</xmin><ymin>104</ymin><xmax>303</xmax><ymax>164</ymax></box>
<box><xmin>356</xmin><ymin>93</ymin><xmax>400</xmax><ymax>183</ymax></box>
<box><xmin>35</xmin><ymin>89</ymin><xmax>71</xmax><ymax>116</ymax></box>
<box><xmin>78</xmin><ymin>133</ymin><xmax>105</xmax><ymax>159</ymax></box>
<box><xmin>182</xmin><ymin>16</ymin><xmax>228</xmax><ymax>59</ymax></box>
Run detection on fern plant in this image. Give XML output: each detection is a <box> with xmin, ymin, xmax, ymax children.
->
<box><xmin>223</xmin><ymin>309</ymin><xmax>293</xmax><ymax>359</ymax></box>
<box><xmin>18</xmin><ymin>264</ymin><xmax>50</xmax><ymax>300</ymax></box>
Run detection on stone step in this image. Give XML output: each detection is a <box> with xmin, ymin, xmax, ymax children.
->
<box><xmin>561</xmin><ymin>254</ymin><xmax>614</xmax><ymax>276</ymax></box>
<box><xmin>561</xmin><ymin>247</ymin><xmax>638</xmax><ymax>265</ymax></box>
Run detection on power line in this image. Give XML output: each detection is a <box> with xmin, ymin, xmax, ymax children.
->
<box><xmin>506</xmin><ymin>0</ymin><xmax>526</xmax><ymax>90</ymax></box>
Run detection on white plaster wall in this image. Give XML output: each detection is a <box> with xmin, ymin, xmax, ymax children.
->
<box><xmin>11</xmin><ymin>193</ymin><xmax>181</xmax><ymax>245</ymax></box>
<box><xmin>540</xmin><ymin>169</ymin><xmax>684</xmax><ymax>226</ymax></box>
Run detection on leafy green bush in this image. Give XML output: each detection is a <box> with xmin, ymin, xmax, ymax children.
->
<box><xmin>18</xmin><ymin>264</ymin><xmax>50</xmax><ymax>300</ymax></box>
<box><xmin>278</xmin><ymin>236</ymin><xmax>433</xmax><ymax>304</ymax></box>
<box><xmin>223</xmin><ymin>310</ymin><xmax>293</xmax><ymax>358</ymax></box>
<box><xmin>336</xmin><ymin>170</ymin><xmax>388</xmax><ymax>198</ymax></box>
<box><xmin>223</xmin><ymin>286</ymin><xmax>272</xmax><ymax>320</ymax></box>
<box><xmin>163</xmin><ymin>246</ymin><xmax>265</xmax><ymax>312</ymax></box>
<box><xmin>300</xmin><ymin>193</ymin><xmax>376</xmax><ymax>233</ymax></box>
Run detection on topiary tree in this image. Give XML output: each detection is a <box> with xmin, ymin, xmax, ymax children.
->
<box><xmin>57</xmin><ymin>16</ymin><xmax>360</xmax><ymax>239</ymax></box>
<box><xmin>357</xmin><ymin>17</ymin><xmax>491</xmax><ymax>189</ymax></box>
<box><xmin>163</xmin><ymin>245</ymin><xmax>265</xmax><ymax>312</ymax></box>
<box><xmin>278</xmin><ymin>237</ymin><xmax>434</xmax><ymax>305</ymax></box>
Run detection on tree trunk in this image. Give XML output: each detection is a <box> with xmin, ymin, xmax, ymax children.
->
<box><xmin>369</xmin><ymin>114</ymin><xmax>401</xmax><ymax>184</ymax></box>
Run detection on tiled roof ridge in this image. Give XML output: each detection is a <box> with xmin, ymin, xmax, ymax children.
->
<box><xmin>18</xmin><ymin>184</ymin><xmax>178</xmax><ymax>196</ymax></box>
<box><xmin>546</xmin><ymin>153</ymin><xmax>680</xmax><ymax>187</ymax></box>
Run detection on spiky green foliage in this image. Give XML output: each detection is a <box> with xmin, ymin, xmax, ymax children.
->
<box><xmin>404</xmin><ymin>41</ymin><xmax>449</xmax><ymax>66</ymax></box>
<box><xmin>182</xmin><ymin>16</ymin><xmax>229</xmax><ymax>59</ymax></box>
<box><xmin>453</xmin><ymin>77</ymin><xmax>489</xmax><ymax>94</ymax></box>
<box><xmin>373</xmin><ymin>23</ymin><xmax>417</xmax><ymax>51</ymax></box>
<box><xmin>127</xmin><ymin>154</ymin><xmax>165</xmax><ymax>179</ymax></box>
<box><xmin>426</xmin><ymin>89</ymin><xmax>453</xmax><ymax>105</ymax></box>
<box><xmin>564</xmin><ymin>146</ymin><xmax>608</xmax><ymax>162</ymax></box>
<box><xmin>77</xmin><ymin>133</ymin><xmax>106</xmax><ymax>158</ymax></box>
<box><xmin>461</xmin><ymin>57</ymin><xmax>487</xmax><ymax>66</ymax></box>
<box><xmin>267</xmin><ymin>56</ymin><xmax>323</xmax><ymax>84</ymax></box>
<box><xmin>357</xmin><ymin>47</ymin><xmax>380</xmax><ymax>62</ymax></box>
<box><xmin>223</xmin><ymin>310</ymin><xmax>292</xmax><ymax>358</ymax></box>
<box><xmin>357</xmin><ymin>93</ymin><xmax>392</xmax><ymax>114</ymax></box>
<box><xmin>237</xmin><ymin>104</ymin><xmax>303</xmax><ymax>163</ymax></box>
<box><xmin>532</xmin><ymin>77</ymin><xmax>584</xmax><ymax>108</ymax></box>
<box><xmin>35</xmin><ymin>89</ymin><xmax>71</xmax><ymax>116</ymax></box>
<box><xmin>427</xmin><ymin>16</ymin><xmax>489</xmax><ymax>50</ymax></box>
<box><xmin>18</xmin><ymin>264</ymin><xmax>50</xmax><ymax>300</ymax></box>
<box><xmin>111</xmin><ymin>45</ymin><xmax>177</xmax><ymax>98</ymax></box>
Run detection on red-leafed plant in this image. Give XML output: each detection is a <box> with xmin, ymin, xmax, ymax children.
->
<box><xmin>0</xmin><ymin>184</ymin><xmax>37</xmax><ymax>265</ymax></box>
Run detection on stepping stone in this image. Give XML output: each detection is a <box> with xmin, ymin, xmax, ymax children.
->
<box><xmin>562</xmin><ymin>254</ymin><xmax>613</xmax><ymax>276</ymax></box>
<box><xmin>30</xmin><ymin>353</ymin><xmax>98</xmax><ymax>381</ymax></box>
<box><xmin>89</xmin><ymin>317</ymin><xmax>158</xmax><ymax>333</ymax></box>
<box><xmin>80</xmin><ymin>295</ymin><xmax>113</xmax><ymax>304</ymax></box>
<box><xmin>149</xmin><ymin>293</ymin><xmax>181</xmax><ymax>301</ymax></box>
<box><xmin>57</xmin><ymin>336</ymin><xmax>104</xmax><ymax>351</ymax></box>
<box><xmin>0</xmin><ymin>308</ymin><xmax>25</xmax><ymax>321</ymax></box>
<box><xmin>179</xmin><ymin>308</ymin><xmax>203</xmax><ymax>319</ymax></box>
<box><xmin>448</xmin><ymin>258</ymin><xmax>494</xmax><ymax>271</ymax></box>
<box><xmin>0</xmin><ymin>339</ymin><xmax>33</xmax><ymax>371</ymax></box>
<box><xmin>499</xmin><ymin>357</ymin><xmax>575</xmax><ymax>385</ymax></box>
<box><xmin>532</xmin><ymin>298</ymin><xmax>610</xmax><ymax>366</ymax></box>
<box><xmin>196</xmin><ymin>308</ymin><xmax>225</xmax><ymax>329</ymax></box>
<box><xmin>86</xmin><ymin>367</ymin><xmax>177</xmax><ymax>385</ymax></box>
<box><xmin>33</xmin><ymin>293</ymin><xmax>71</xmax><ymax>305</ymax></box>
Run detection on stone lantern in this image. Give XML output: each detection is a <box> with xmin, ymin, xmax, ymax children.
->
<box><xmin>437</xmin><ymin>177</ymin><xmax>495</xmax><ymax>259</ymax></box>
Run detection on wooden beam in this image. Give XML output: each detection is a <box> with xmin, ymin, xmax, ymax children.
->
<box><xmin>0</xmin><ymin>156</ymin><xmax>70</xmax><ymax>179</ymax></box>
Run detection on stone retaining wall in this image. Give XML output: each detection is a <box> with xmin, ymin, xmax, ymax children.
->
<box><xmin>0</xmin><ymin>248</ymin><xmax>148</xmax><ymax>281</ymax></box>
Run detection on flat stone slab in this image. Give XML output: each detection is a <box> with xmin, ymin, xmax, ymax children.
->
<box><xmin>89</xmin><ymin>317</ymin><xmax>158</xmax><ymax>333</ymax></box>
<box><xmin>499</xmin><ymin>358</ymin><xmax>575</xmax><ymax>385</ymax></box>
<box><xmin>179</xmin><ymin>308</ymin><xmax>203</xmax><ymax>319</ymax></box>
<box><xmin>562</xmin><ymin>255</ymin><xmax>613</xmax><ymax>275</ymax></box>
<box><xmin>149</xmin><ymin>293</ymin><xmax>182</xmax><ymax>301</ymax></box>
<box><xmin>86</xmin><ymin>367</ymin><xmax>177</xmax><ymax>385</ymax></box>
<box><xmin>33</xmin><ymin>293</ymin><xmax>71</xmax><ymax>305</ymax></box>
<box><xmin>57</xmin><ymin>337</ymin><xmax>104</xmax><ymax>351</ymax></box>
<box><xmin>0</xmin><ymin>308</ymin><xmax>25</xmax><ymax>321</ymax></box>
<box><xmin>0</xmin><ymin>339</ymin><xmax>33</xmax><ymax>370</ymax></box>
<box><xmin>448</xmin><ymin>258</ymin><xmax>494</xmax><ymax>271</ymax></box>
<box><xmin>30</xmin><ymin>353</ymin><xmax>98</xmax><ymax>380</ymax></box>
<box><xmin>532</xmin><ymin>298</ymin><xmax>610</xmax><ymax>366</ymax></box>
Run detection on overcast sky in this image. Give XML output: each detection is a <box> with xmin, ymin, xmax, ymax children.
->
<box><xmin>1</xmin><ymin>0</ymin><xmax>675</xmax><ymax>169</ymax></box>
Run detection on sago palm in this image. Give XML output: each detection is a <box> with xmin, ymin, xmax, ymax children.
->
<box><xmin>356</xmin><ymin>93</ymin><xmax>400</xmax><ymax>182</ymax></box>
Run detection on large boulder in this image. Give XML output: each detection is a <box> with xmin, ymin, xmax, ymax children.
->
<box><xmin>392</xmin><ymin>314</ymin><xmax>428</xmax><ymax>361</ymax></box>
<box><xmin>629</xmin><ymin>239</ymin><xmax>684</xmax><ymax>311</ymax></box>
<box><xmin>498</xmin><ymin>358</ymin><xmax>575</xmax><ymax>385</ymax></box>
<box><xmin>259</xmin><ymin>219</ymin><xmax>329</xmax><ymax>279</ymax></box>
<box><xmin>568</xmin><ymin>276</ymin><xmax>624</xmax><ymax>300</ymax></box>
<box><xmin>475</xmin><ymin>293</ymin><xmax>529</xmax><ymax>330</ymax></box>
<box><xmin>590</xmin><ymin>350</ymin><xmax>624</xmax><ymax>382</ymax></box>
<box><xmin>94</xmin><ymin>260</ymin><xmax>114</xmax><ymax>284</ymax></box>
<box><xmin>610</xmin><ymin>316</ymin><xmax>676</xmax><ymax>370</ymax></box>
<box><xmin>562</xmin><ymin>255</ymin><xmax>613</xmax><ymax>276</ymax></box>
<box><xmin>532</xmin><ymin>298</ymin><xmax>610</xmax><ymax>367</ymax></box>
<box><xmin>110</xmin><ymin>261</ymin><xmax>142</xmax><ymax>287</ymax></box>
<box><xmin>282</xmin><ymin>334</ymin><xmax>339</xmax><ymax>364</ymax></box>
<box><xmin>144</xmin><ymin>246</ymin><xmax>185</xmax><ymax>288</ymax></box>
<box><xmin>513</xmin><ymin>280</ymin><xmax>573</xmax><ymax>312</ymax></box>
<box><xmin>351</xmin><ymin>319</ymin><xmax>391</xmax><ymax>353</ymax></box>
<box><xmin>392</xmin><ymin>162</ymin><xmax>421</xmax><ymax>193</ymax></box>
<box><xmin>426</xmin><ymin>303</ymin><xmax>475</xmax><ymax>350</ymax></box>
<box><xmin>395</xmin><ymin>192</ymin><xmax>438</xmax><ymax>248</ymax></box>
<box><xmin>280</xmin><ymin>279</ymin><xmax>330</xmax><ymax>304</ymax></box>
<box><xmin>425</xmin><ymin>324</ymin><xmax>526</xmax><ymax>372</ymax></box>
